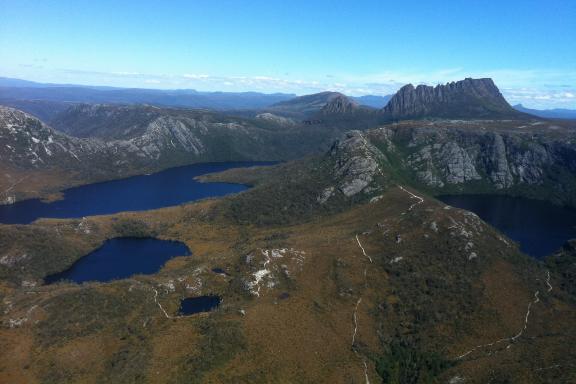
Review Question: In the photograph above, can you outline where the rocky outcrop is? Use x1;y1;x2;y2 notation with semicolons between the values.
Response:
329;131;385;197
367;120;576;203
0;104;338;172
0;106;107;169
408;141;481;188
0;105;347;203
266;91;360;118
321;94;360;114
255;113;296;126
381;78;528;120
50;104;161;139
485;133;514;188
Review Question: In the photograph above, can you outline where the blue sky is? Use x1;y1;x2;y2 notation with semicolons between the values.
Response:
1;0;575;108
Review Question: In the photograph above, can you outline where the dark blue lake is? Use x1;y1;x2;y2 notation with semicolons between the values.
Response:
0;162;273;224
438;194;576;259
44;237;190;284
179;295;221;315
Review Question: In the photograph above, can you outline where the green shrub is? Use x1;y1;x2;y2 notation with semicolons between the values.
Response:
112;218;154;237
375;342;453;384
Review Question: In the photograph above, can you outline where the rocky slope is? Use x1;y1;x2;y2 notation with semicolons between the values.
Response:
265;91;371;119
356;119;576;206
320;94;361;114
50;104;163;139
382;78;529;120
0;106;105;169
1;131;574;383
0;105;348;203
198;117;576;212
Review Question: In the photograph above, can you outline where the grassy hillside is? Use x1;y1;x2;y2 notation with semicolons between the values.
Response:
1;144;574;383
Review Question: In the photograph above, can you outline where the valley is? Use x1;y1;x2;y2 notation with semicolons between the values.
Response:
0;78;575;383
3;2;575;382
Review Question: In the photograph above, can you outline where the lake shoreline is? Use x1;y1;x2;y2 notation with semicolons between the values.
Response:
438;193;576;259
0;161;276;224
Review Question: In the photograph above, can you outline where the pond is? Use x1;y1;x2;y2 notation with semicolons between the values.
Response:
438;194;576;259
0;161;274;224
44;237;190;284
178;295;221;315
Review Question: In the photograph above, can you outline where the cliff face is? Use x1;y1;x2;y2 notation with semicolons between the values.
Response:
366;120;576;205
382;78;528;120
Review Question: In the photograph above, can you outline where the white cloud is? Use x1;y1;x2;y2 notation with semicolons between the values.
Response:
3;65;574;109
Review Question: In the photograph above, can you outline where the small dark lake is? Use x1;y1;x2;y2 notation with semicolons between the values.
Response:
0;162;274;224
179;295;221;315
44;237;190;284
438;194;576;259
212;267;229;276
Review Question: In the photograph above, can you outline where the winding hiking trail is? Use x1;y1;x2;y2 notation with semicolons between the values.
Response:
153;288;181;319
356;234;373;263
353;132;563;376
351;132;426;383
352;235;372;384
356;132;425;213
455;270;553;360
398;185;425;212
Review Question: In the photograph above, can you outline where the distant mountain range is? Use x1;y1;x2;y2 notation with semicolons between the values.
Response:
513;104;576;119
350;94;392;108
0;77;391;115
0;79;295;111
2;75;576;384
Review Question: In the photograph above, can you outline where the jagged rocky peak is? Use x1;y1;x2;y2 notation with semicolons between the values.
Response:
0;106;102;169
382;78;527;120
0;106;56;141
321;93;360;114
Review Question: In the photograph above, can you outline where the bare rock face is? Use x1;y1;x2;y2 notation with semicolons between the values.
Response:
370;121;576;203
404;130;526;190
381;78;526;120
320;94;360;114
255;113;296;126
0;106;106;169
266;91;348;118
486;133;514;189
330;131;384;197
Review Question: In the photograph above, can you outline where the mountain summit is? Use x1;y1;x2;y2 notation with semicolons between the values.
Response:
381;78;527;120
320;93;360;114
267;91;362;118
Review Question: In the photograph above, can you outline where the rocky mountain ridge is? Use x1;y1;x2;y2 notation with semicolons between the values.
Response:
320;94;361;114
265;91;370;118
381;78;528;120
0;105;345;203
364;119;576;205
1;107;576;384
